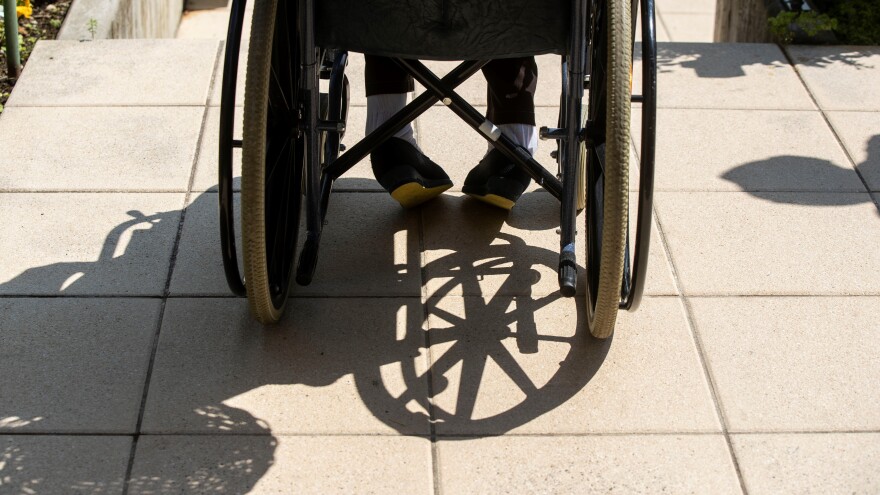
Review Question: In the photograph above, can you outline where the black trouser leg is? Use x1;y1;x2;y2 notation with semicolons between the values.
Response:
364;55;538;126
364;54;414;96
482;57;538;126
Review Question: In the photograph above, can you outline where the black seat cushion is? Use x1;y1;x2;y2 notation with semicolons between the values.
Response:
315;0;571;60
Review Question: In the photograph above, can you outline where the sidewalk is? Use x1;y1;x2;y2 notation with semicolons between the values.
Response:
0;12;879;495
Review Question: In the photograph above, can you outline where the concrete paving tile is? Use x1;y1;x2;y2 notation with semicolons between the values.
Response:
657;0;715;13
691;297;880;432
423;193;586;297
661;13;716;42
170;192;421;296
0;436;131;494
732;433;880;494
209;38;250;107
0;193;184;296
826;111;880;191
0;298;160;433
437;435;740;494
635;43;814;110
427;296;719;434
168;192;240;296
787;46;880;111
330;106;383;191
654;192;880;295
141;298;431;434
7;40;219;106
632;108;864;191
191;106;241;192
129;435;431;495
0;107;203;192
417;106;562;193
193;106;379;193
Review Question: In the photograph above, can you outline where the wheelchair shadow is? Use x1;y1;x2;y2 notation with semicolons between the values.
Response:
721;134;880;213
0;188;607;492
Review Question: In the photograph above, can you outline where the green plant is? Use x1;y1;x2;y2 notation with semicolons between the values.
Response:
87;17;97;39
825;0;880;45
769;10;838;44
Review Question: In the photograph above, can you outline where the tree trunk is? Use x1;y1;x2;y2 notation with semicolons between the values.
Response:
714;0;774;42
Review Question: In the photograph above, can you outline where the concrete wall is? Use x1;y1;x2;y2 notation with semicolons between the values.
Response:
58;0;184;40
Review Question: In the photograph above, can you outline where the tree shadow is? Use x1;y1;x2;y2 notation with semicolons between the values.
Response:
722;134;879;211
634;43;876;81
0;187;607;492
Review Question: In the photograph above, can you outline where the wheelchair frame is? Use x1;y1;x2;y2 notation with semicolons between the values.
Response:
218;0;657;338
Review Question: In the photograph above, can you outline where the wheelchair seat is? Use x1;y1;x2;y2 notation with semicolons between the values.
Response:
316;0;570;60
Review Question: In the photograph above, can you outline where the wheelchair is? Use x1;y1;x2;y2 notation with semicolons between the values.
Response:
218;0;657;339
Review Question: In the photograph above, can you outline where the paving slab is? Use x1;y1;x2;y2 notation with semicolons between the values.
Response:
635;43;814;110
422;192;673;297
0;106;203;192
7;40;219;106
129;435;431;495
141;297;430;435
0;436;131;494
825;111;880;191
732;433;880;494
656;0;715;13
786;46;880;111
423;193;586;297
661;13;716;42
632;108;864;191
427;296;719;434
193;106;381;192
417;106;563;193
690;296;880;432
170;192;421;296
0;193;184;295
437;434;740;494
0;298;159;433
209;39;249;107
191;106;242;192
654;192;880;295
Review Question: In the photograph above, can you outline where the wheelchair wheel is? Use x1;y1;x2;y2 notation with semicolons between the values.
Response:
241;0;304;323
584;0;632;339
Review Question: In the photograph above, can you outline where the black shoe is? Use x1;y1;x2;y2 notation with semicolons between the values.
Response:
371;138;453;208
462;149;532;210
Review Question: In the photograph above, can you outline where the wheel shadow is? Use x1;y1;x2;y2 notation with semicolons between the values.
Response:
0;188;607;492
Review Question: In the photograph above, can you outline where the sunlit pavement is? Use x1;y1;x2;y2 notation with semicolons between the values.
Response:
1;3;879;493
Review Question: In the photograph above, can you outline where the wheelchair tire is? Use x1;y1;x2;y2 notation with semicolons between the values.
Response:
585;0;632;339
241;0;304;323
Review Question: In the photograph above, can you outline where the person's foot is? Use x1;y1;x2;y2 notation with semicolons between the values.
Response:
371;138;453;208
462;148;532;210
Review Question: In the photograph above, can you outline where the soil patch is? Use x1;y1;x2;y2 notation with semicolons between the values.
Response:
1;0;72;113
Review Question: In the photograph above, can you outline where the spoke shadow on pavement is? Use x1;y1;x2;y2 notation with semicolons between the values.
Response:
0;188;608;492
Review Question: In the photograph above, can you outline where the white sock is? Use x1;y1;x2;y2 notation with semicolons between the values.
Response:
366;94;418;149
488;123;538;157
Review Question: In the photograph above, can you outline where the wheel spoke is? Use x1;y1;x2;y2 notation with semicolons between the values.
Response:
489;346;538;396
455;354;488;420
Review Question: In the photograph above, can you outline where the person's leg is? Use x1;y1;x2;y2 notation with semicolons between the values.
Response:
464;57;538;210
365;55;451;208
364;55;417;147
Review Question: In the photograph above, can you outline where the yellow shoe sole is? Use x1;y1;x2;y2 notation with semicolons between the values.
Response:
390;182;452;208
465;193;516;211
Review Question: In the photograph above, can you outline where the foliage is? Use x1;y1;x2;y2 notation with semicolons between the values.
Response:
824;0;880;45
768;11;838;44
769;0;880;45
